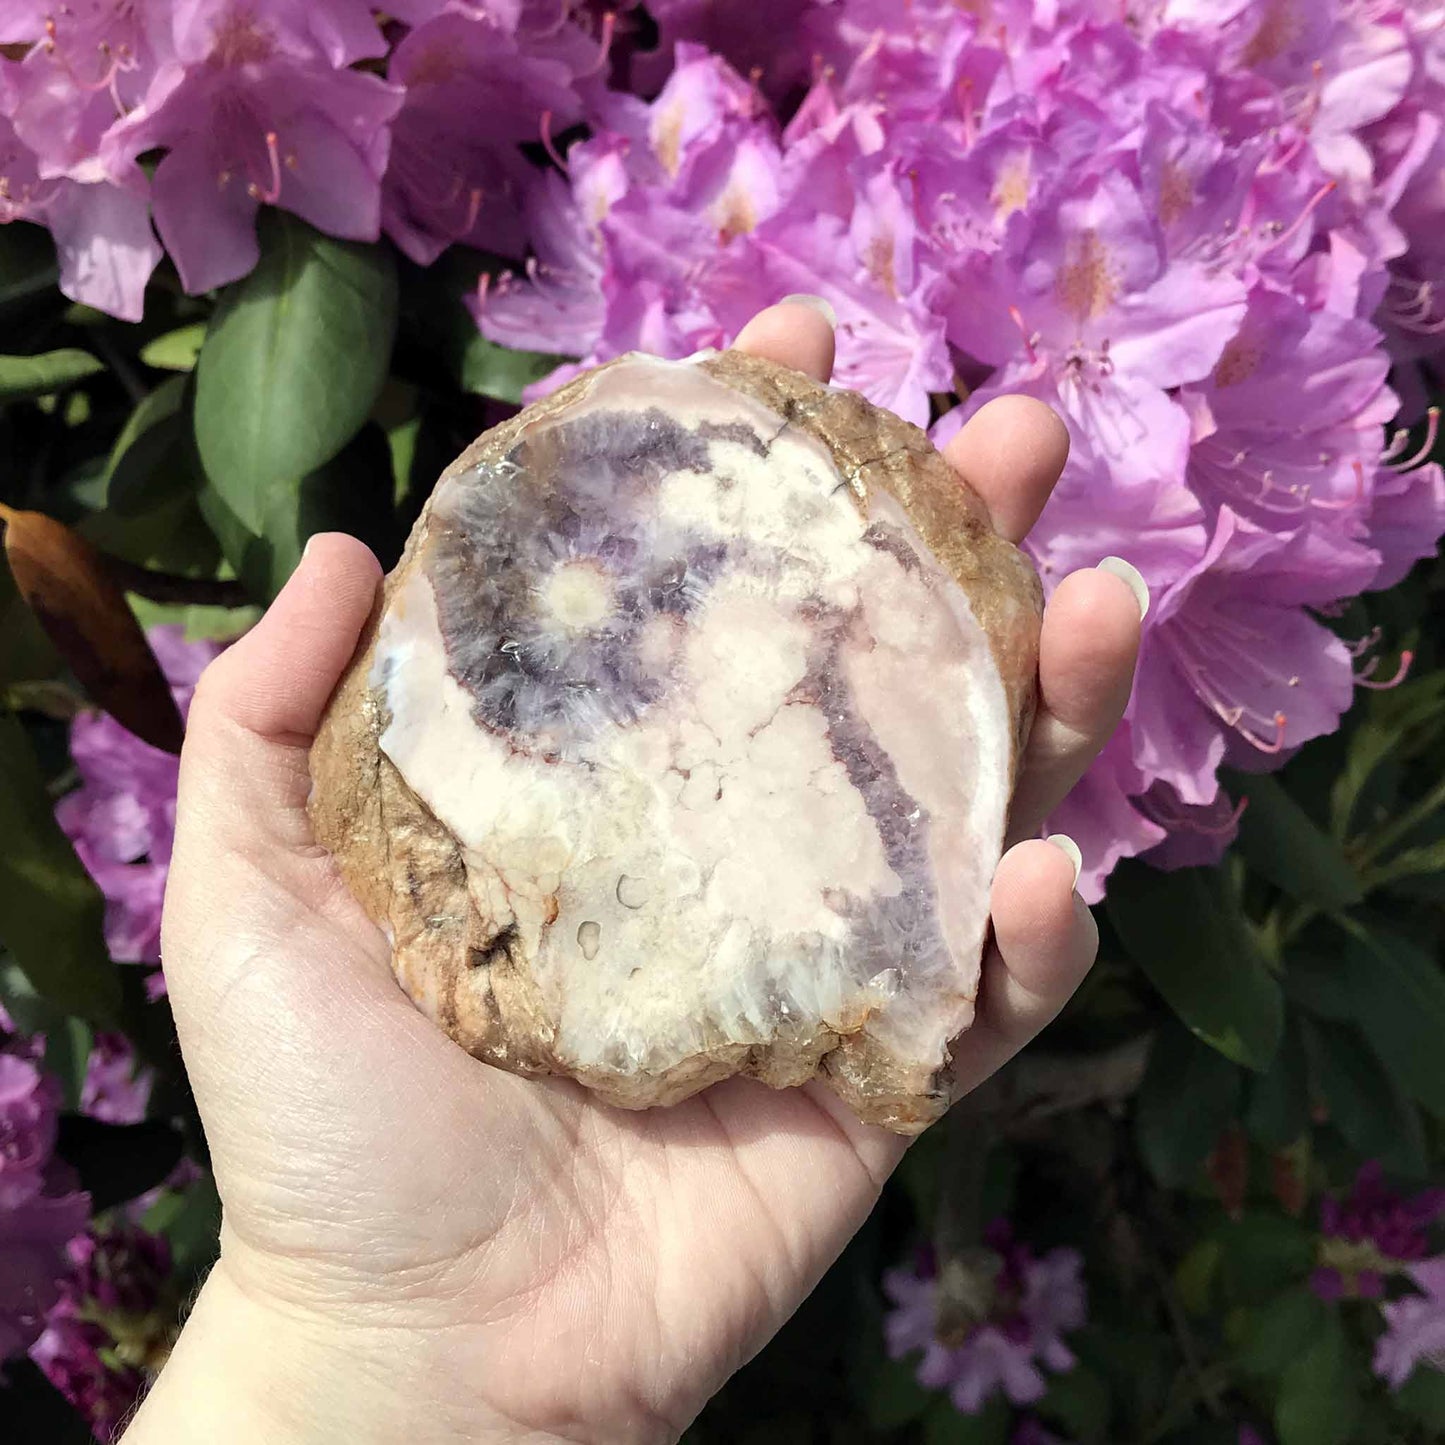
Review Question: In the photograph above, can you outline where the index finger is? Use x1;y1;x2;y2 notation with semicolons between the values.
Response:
732;297;837;381
943;395;1071;543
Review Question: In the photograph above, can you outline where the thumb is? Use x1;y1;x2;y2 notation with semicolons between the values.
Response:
175;533;381;849
161;534;389;1065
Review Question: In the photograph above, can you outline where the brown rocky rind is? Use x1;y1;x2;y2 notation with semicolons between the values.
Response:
309;351;1043;1133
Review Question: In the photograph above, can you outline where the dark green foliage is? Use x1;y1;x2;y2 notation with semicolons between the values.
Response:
1107;862;1283;1070
0;714;122;1028
193;214;398;534
55;1116;185;1213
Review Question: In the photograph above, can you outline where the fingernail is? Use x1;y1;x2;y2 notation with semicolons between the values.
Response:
780;293;836;327
1097;556;1150;619
1047;834;1083;889
302;534;321;562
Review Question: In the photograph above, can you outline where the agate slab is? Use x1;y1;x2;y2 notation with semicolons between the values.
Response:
309;350;1042;1132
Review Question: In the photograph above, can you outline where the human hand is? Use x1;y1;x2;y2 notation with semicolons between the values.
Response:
124;301;1141;1445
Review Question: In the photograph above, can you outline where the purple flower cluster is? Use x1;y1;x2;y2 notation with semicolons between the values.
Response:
30;1224;172;1440
28;1308;145;1440
9;8;1445;897
0;1025;88;1363
0;0;617;313
1311;1160;1445;1301
79;1033;149;1126
56;625;222;984
479;0;1445;897
883;1225;1086;1416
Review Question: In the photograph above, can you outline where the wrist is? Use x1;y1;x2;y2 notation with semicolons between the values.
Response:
122;1261;558;1445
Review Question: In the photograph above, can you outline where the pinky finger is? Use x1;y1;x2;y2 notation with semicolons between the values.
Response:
947;838;1097;1099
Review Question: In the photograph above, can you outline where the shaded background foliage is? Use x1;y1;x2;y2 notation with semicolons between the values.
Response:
0;3;1443;1443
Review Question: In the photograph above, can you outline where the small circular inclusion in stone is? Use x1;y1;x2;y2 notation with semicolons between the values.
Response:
616;875;649;909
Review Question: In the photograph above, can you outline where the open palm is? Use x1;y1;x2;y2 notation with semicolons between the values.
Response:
139;302;1141;1444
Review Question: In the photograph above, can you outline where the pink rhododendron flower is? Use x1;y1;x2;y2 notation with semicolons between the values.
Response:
56;627;223;979
883;1225;1086;1415
100;5;401;292
79;1033;149;1126
0;1036;89;1363
0;112;159;320
0;0;170;177
1374;1255;1445;1390
170;0;386;68
383;9;587;265
478;1;1445;892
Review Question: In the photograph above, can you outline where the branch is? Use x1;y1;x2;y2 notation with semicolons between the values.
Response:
108;560;252;608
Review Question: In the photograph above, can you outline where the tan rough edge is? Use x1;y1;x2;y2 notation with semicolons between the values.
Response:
308;351;1043;1134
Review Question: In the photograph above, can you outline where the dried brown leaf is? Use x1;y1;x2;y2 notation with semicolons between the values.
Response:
0;503;184;753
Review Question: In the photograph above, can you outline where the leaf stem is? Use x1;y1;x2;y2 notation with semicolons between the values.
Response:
1356;773;1445;871
107;560;251;608
89;327;146;405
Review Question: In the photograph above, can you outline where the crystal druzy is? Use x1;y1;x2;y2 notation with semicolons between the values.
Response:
309;350;1043;1132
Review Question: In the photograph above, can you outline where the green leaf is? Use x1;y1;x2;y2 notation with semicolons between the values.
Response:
1377;848;1445;900
458;333;568;403
1036;1363;1111;1442
1175;1236;1223;1316
0;715;122;1028
194;213;397;533
0;221;60;313
1226;771;1362;906
0;548;61;686
1154;1428;1239;1445
1106;860;1283;1070
139;322;206;372
1343;925;1445;1120
388;413;420;502
1283;950;1357;1021
864;1355;933;1430
394;245;571;401
1302;1016;1427;1178
86;375;221;578
1237;1287;1327;1378
147;1170;221;1283
923;1396;1009;1445
43;1017;92;1111
106;375;191;514
1395;1365;1445;1428
0;955;67;1034
128;596;259;643
1245;1013;1311;1146
0;348;103;402
55;1116;184;1213
1215;1213;1316;1302
1274;1309;1360;1445
1332;671;1445;838
199;422;397;602
1134;1018;1243;1187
